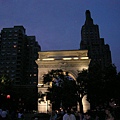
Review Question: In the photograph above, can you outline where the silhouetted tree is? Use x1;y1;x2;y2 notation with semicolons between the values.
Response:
0;74;12;108
87;63;103;109
76;69;89;113
0;74;12;95
42;65;119;112
116;72;120;105
43;69;77;110
87;64;118;109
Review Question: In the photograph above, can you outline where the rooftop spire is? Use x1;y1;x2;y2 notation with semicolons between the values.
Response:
85;10;93;25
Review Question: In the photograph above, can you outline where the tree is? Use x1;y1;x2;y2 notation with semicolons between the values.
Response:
76;69;89;113
116;72;120;106
43;69;77;110
102;64;117;102
42;64;119;112
76;64;119;112
0;74;12;108
87;64;118;110
0;74;12;95
87;63;104;109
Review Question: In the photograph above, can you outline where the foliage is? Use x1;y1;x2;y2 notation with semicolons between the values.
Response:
87;64;119;109
42;64;120;112
76;64;120;111
43;69;77;110
87;63;104;108
0;74;12;109
76;69;89;113
76;70;88;98
0;74;12;94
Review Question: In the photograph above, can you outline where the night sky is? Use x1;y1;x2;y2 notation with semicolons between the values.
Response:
0;0;120;71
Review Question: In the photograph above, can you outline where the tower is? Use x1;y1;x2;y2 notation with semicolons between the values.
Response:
80;10;112;69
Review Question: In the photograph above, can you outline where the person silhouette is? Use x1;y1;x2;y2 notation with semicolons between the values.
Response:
63;109;76;120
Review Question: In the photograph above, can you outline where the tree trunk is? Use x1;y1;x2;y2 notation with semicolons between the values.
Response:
79;97;83;114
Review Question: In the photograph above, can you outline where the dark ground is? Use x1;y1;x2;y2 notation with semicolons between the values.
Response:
24;113;50;120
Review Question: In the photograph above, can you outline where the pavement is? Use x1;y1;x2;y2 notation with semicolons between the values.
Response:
24;113;50;120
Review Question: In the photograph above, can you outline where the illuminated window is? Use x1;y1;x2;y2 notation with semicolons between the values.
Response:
13;45;17;48
34;74;36;76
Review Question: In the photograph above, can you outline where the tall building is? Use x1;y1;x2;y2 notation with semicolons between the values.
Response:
80;10;112;69
0;26;41;85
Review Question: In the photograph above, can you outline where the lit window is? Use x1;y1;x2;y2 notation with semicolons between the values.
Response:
13;45;17;48
34;74;36;76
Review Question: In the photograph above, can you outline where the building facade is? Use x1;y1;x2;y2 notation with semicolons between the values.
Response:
0;26;41;85
80;10;112;69
36;50;90;113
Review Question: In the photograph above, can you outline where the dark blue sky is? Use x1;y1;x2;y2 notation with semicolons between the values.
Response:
0;0;120;71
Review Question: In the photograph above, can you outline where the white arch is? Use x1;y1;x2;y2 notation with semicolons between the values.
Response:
36;50;90;113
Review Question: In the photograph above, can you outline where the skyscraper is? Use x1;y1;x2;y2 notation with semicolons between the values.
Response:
0;26;41;85
80;10;112;69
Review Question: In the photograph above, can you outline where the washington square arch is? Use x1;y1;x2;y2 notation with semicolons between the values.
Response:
36;49;91;113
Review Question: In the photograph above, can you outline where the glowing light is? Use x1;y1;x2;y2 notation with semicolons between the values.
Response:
63;58;72;60
80;57;88;59
42;58;54;60
7;95;10;99
73;57;79;60
13;45;17;48
38;83;43;86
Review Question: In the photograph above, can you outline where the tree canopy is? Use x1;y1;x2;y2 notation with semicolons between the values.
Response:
86;64;119;109
43;69;77;110
42;64;120;112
